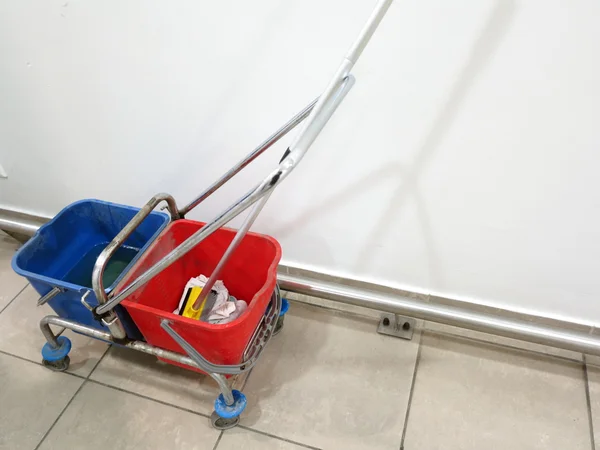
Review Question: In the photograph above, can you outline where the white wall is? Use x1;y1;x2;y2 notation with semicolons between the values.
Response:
2;0;600;325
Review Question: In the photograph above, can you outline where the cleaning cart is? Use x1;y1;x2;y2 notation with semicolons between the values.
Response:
11;0;394;429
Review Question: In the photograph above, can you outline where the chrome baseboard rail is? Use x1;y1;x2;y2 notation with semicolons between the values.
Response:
0;208;49;237
278;273;600;356
4;206;600;356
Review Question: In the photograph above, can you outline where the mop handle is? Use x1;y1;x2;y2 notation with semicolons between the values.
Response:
96;0;394;316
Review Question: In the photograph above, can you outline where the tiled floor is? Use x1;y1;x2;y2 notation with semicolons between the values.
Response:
0;230;598;450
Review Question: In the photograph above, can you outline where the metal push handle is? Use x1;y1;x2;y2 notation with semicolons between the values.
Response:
96;0;393;316
97;76;354;316
190;195;269;311
178;98;318;218
91;193;180;306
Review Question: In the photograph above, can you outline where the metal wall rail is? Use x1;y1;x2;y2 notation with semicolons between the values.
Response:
0;208;48;237
277;273;600;356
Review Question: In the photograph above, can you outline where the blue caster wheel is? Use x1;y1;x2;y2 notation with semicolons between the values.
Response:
41;336;72;372
274;298;289;336
211;390;246;430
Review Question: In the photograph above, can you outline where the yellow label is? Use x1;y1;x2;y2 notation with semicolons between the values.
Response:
181;287;205;320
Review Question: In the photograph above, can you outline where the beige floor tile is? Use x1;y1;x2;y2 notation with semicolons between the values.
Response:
242;302;420;450
90;345;222;415
0;285;109;377
0;352;83;450
38;382;220;450
0;231;27;311
425;321;583;361
584;364;600;445
219;428;312;449
403;331;591;450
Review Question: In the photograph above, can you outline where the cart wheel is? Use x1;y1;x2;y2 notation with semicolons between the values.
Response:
41;335;72;372
210;411;240;430
212;389;246;429
274;298;289;336
42;355;71;372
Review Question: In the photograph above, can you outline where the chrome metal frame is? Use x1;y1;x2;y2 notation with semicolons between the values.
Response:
39;288;281;408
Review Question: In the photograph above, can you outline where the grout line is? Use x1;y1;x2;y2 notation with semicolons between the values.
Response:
88;376;321;449
0;348;99;383
238;367;255;392
1;347;315;449
399;329;424;450
0;348;47;367
88;378;212;419
0;283;29;315
240;371;252;391
88;379;320;448
1;330;315;449
583;355;597;450
212;431;224;450
86;344;112;380
33;379;88;450
236;425;322;450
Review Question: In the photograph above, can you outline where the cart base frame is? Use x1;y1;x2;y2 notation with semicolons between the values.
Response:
39;286;284;428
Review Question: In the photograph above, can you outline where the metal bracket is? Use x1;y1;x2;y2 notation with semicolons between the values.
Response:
80;291;94;311
37;287;63;307
377;313;415;340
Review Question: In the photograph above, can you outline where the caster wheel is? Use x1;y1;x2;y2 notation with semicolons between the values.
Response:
212;389;246;429
211;411;240;430
41;335;72;372
42;355;70;372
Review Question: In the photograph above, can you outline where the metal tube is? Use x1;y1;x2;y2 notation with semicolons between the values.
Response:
97;77;356;316
0;208;49;237
40;315;201;368
37;287;62;307
98;183;269;314
40;315;235;402
160;320;235;404
278;273;600;356
192;194;270;310
283;0;393;169
92;193;179;306
345;0;394;64
210;374;235;406
178;98;318;217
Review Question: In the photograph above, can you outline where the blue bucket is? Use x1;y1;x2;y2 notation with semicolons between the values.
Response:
12;199;170;340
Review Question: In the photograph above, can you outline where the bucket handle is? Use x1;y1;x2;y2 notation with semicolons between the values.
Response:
37;287;63;307
91;193;179;308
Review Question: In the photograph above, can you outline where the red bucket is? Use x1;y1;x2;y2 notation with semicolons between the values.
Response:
116;219;281;372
